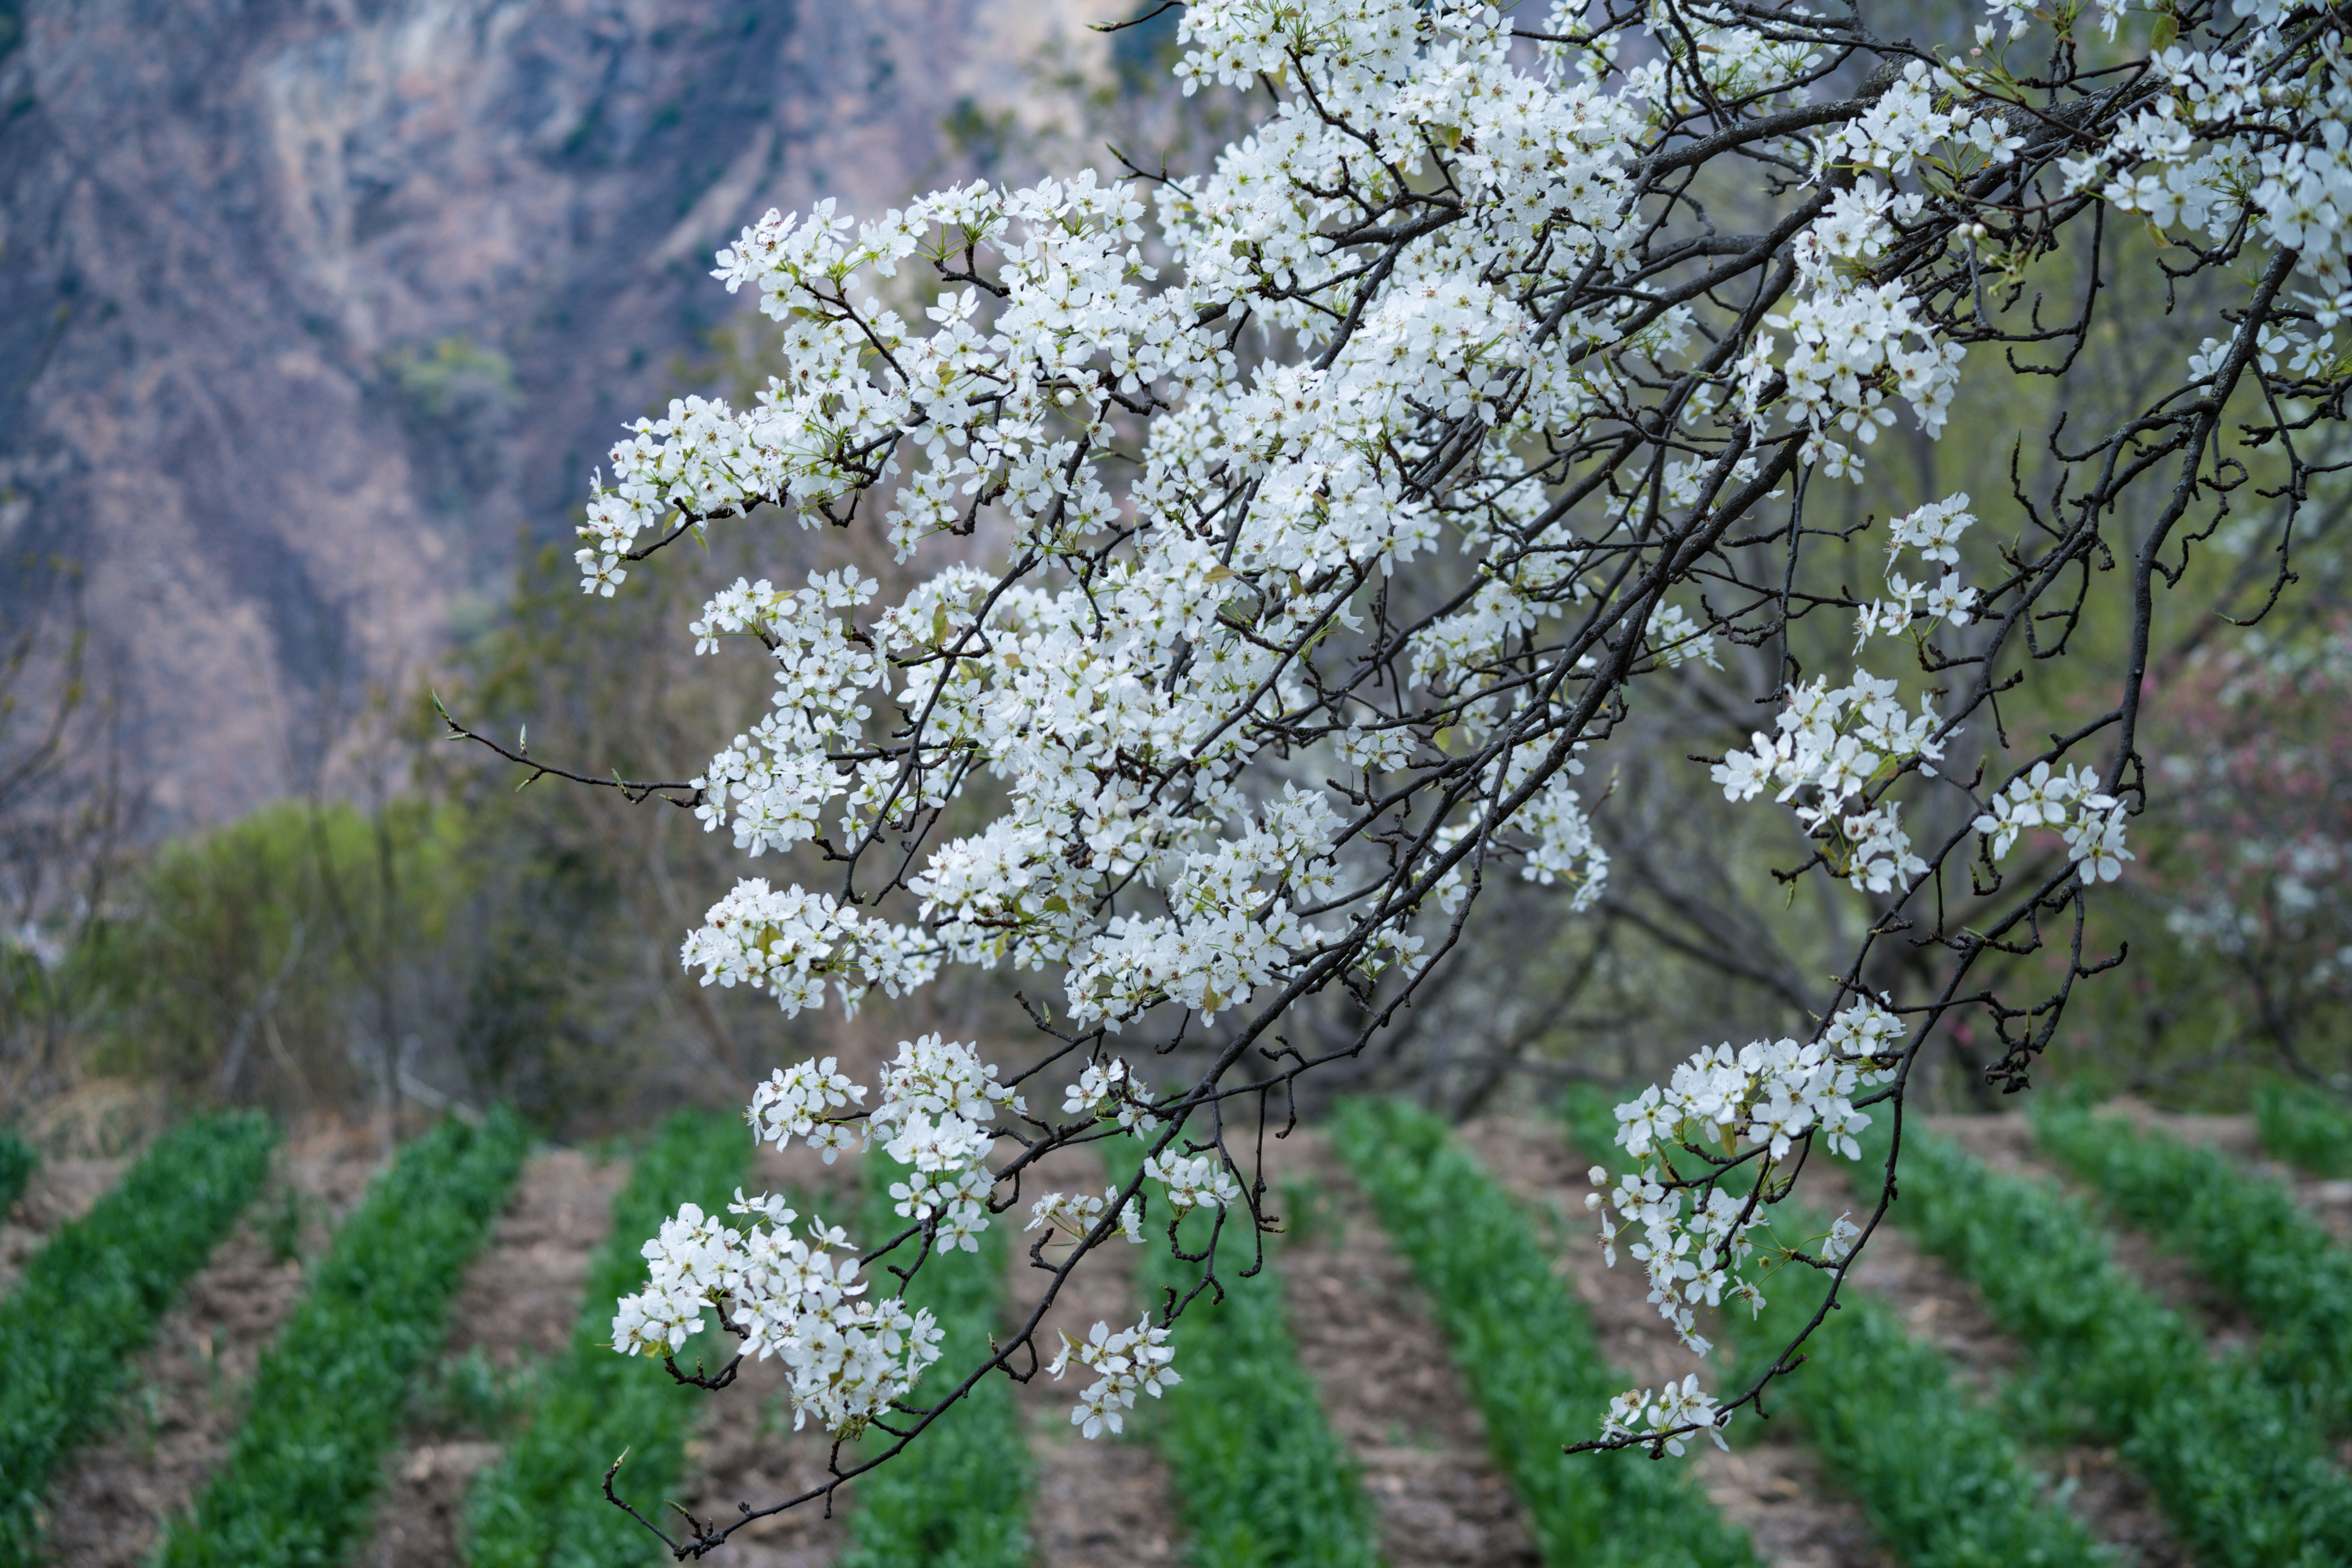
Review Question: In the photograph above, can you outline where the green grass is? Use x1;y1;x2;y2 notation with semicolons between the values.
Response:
1560;1087;2111;1568
2253;1081;2352;1178
0;1112;276;1567
0;1130;33;1213
1880;1120;2352;1568
2036;1101;2352;1434
463;1109;752;1568
1332;1098;1757;1568
838;1152;1030;1568
156;1109;528;1568
1109;1146;1383;1568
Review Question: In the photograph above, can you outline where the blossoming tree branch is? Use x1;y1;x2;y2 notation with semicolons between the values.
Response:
439;0;2352;1550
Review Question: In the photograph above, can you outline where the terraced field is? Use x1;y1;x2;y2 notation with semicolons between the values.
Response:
3;1088;2348;1568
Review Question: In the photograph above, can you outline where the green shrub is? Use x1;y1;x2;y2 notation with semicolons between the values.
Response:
1881;1122;2352;1568
1561;1088;2111;1568
838;1153;1030;1568
2036;1102;2352;1434
0;1112;275;1566
92;800;471;1106
463;1109;750;1568
1332;1099;1756;1568
2253;1082;2352;1178
0;1130;33;1212
1109;1147;1383;1568
156;1109;528;1568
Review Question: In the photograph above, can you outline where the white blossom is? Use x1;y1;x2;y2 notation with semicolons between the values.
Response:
1974;762;2134;882
553;0;2329;1475
1588;999;1901;1356
612;1191;945;1438
1144;1150;1244;1216
1063;1057;1161;1134
1602;1374;1728;1457
1028;1187;1145;1245
1049;1315;1180;1438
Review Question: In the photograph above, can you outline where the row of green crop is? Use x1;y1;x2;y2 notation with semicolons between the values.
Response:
2254;1080;2352;1178
839;1154;1031;1568
23;1088;2336;1568
2036;1102;2352;1434
450;1096;2352;1568
1334;1098;1757;1568
156;1109;529;1567
465;1109;750;1567
1883;1123;2352;1568
0;1112;277;1568
1556;1090;2108;1568
1110;1145;1383;1568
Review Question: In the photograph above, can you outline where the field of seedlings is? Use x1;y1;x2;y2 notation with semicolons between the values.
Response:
2;1088;2349;1568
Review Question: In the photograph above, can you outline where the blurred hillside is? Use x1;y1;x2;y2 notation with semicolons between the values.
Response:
0;0;1108;828
2;4;2343;1141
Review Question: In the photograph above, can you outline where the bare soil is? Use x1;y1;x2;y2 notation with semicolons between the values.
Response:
362;1145;631;1568
664;1140;868;1568
445;1147;633;1367
42;1121;384;1568
2289;1176;2352;1247
1007;1142;1183;1568
1263;1129;1542;1568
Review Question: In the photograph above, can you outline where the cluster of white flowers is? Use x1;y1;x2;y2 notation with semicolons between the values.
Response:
1813;61;2019;180
2053;24;2352;348
1027;1187;1145;1246
1710;673;1945;895
611;1191;944;1438
1857;495;1980;648
1049;1316;1181;1438
1742;172;1967;482
749;1055;866;1162
1143;1150;1245;1216
1589;999;1903;1355
616;1038;1025;1432
680;880;935;1017
548;0;2341;1483
1975;762;2135;884
1063;1057;1160;1133
1517;772;1609;906
621;1037;1215;1438
1602;1374;1728;1458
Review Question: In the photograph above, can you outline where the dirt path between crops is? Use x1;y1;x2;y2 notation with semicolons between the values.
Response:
1005;1142;1185;1568
44;1122;384;1568
362;1143;631;1568
1259;1128;1543;1568
1468;1117;1895;1568
666;1140;865;1568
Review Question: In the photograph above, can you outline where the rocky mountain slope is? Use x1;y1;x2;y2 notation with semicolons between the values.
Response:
0;0;1108;827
